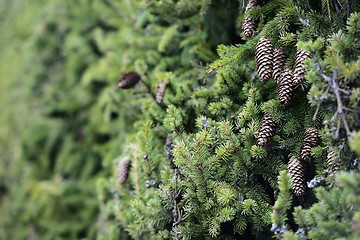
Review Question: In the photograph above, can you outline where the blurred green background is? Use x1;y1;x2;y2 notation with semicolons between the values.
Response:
0;0;139;238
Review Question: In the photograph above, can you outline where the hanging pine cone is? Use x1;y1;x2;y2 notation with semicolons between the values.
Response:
287;156;306;197
118;71;141;89
117;157;131;184
277;68;294;105
156;80;167;104
293;49;311;85
300;127;319;161
272;48;286;84
242;0;257;37
255;37;273;81
327;147;341;173
256;113;276;146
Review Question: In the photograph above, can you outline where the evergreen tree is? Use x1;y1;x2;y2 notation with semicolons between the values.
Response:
1;0;359;239
100;0;360;239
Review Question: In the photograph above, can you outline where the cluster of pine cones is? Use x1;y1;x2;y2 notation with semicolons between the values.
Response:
256;115;320;197
286;126;342;198
256;115;339;198
242;1;310;105
243;1;318;199
287;127;319;197
255;37;311;105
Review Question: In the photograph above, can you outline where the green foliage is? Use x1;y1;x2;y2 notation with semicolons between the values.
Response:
1;0;359;239
271;170;293;237
282;172;360;240
350;131;360;156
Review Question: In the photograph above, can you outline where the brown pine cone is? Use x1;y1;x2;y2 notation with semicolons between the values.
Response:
243;18;257;37
287;156;306;197
272;48;286;84
256;113;276;146
293;49;311;85
118;71;141;89
277;68;294;105
327;147;341;173
300;127;319;161
255;37;273;81
242;0;257;37
156;80;167;103
117;157;131;184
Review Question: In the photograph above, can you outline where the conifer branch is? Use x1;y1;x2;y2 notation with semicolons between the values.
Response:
312;86;330;121
172;169;187;240
312;53;352;137
220;121;242;158
330;68;351;137
143;124;152;177
130;144;142;198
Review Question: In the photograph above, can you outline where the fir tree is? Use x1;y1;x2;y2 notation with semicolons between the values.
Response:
1;0;359;239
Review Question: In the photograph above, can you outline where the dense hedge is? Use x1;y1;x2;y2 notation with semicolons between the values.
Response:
0;0;359;239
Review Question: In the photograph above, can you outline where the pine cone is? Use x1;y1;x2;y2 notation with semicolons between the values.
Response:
256;113;276;146
245;0;257;11
156;80;167;104
327;147;341;173
117;157;131;184
287;156;306;197
255;37;273;81
293;49;311;85
118;71;141;89
300;127;319;161
272;48;286;84
242;0;257;37
277;68;294;105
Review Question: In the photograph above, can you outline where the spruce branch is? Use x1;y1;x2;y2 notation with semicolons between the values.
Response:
130;144;142;197
312;52;352;138
172;169;185;240
220;121;242;157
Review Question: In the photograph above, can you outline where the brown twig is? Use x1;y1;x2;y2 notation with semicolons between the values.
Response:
313;53;352;138
172;169;183;240
330;67;351;137
312;86;330;121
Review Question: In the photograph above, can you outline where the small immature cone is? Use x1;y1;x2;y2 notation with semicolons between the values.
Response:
300;127;319;161
242;0;257;38
155;80;167;104
272;48;286;84
287;156;306;197
256;113;276;146
255;37;273;81
327;147;341;173
117;157;131;184
277;68;294;105
293;49;311;85
118;71;141;89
